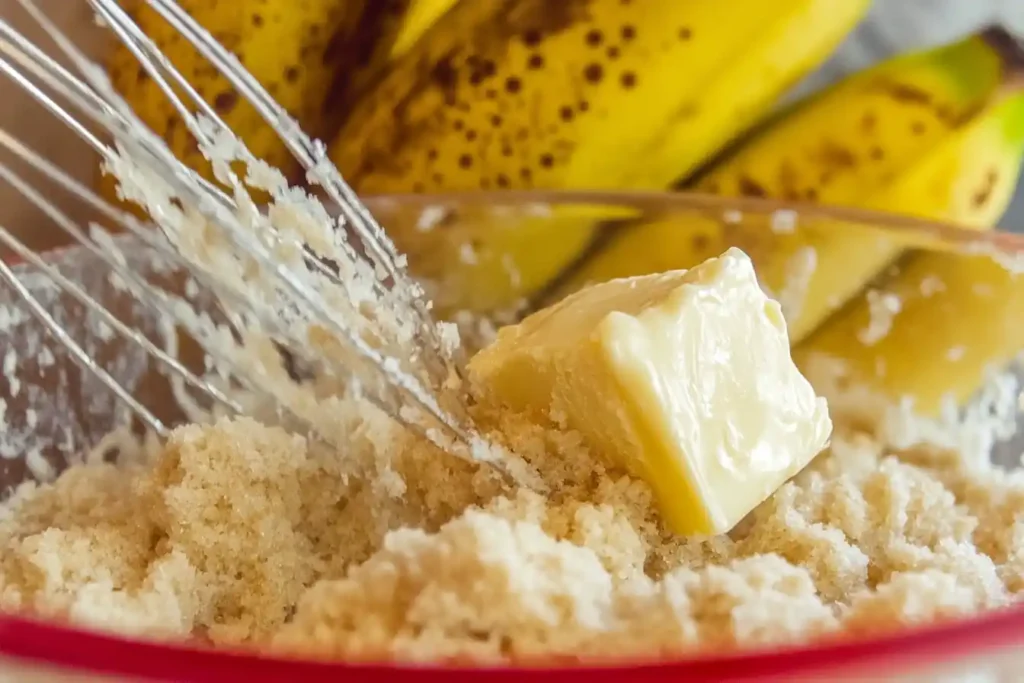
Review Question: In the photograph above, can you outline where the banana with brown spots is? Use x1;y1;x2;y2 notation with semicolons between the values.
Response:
328;0;870;314
542;28;1024;343
791;55;1024;415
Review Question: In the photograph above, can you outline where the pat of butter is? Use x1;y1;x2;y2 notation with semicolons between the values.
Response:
468;248;832;536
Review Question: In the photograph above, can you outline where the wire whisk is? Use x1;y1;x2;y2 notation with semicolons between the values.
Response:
0;0;489;468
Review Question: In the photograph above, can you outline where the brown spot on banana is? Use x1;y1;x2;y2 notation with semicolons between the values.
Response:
816;141;857;170
213;91;239;114
432;55;460;92
872;75;983;129
860;112;877;133
738;175;768;197
972;168;1000;209
878;80;933;106
777;160;802;200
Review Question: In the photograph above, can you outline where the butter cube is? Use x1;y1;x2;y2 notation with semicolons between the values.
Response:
468;248;832;536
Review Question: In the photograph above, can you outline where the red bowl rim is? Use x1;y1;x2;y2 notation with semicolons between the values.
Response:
3;190;1023;680
2;603;1024;681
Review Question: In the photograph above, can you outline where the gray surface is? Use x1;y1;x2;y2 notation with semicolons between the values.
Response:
1007;175;1024;231
795;0;1024;231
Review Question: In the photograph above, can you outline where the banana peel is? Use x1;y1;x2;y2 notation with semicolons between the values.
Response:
332;0;869;315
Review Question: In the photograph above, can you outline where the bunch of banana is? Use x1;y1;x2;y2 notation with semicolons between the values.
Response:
542;28;1024;342
103;0;455;201
327;0;871;313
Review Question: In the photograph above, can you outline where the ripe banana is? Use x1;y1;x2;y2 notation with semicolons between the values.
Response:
793;91;1024;417
545;28;1024;343
329;0;870;314
106;0;369;198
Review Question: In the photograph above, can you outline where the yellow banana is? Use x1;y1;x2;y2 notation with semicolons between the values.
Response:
106;0;368;197
390;0;461;60
793;94;1024;417
546;29;1024;342
333;0;868;192
794;246;1024;419
329;0;870;315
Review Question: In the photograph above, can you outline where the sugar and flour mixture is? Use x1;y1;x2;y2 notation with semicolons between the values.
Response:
0;388;1022;663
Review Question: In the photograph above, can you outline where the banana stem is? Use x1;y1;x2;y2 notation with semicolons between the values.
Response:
981;25;1024;90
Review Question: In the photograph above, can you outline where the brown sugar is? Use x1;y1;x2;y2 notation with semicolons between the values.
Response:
0;393;1020;663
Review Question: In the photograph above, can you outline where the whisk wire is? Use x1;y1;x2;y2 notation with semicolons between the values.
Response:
0;143;250;411
0;246;170;437
131;0;456;372
0;125;418;448
0;226;243;414
0;0;487;462
0;131;386;453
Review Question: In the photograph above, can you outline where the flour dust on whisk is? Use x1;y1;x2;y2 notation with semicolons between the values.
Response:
0;0;538;487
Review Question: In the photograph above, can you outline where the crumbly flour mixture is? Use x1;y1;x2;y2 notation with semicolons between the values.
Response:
0;388;1022;663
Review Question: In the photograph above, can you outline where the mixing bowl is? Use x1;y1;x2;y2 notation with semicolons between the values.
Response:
1;191;1023;682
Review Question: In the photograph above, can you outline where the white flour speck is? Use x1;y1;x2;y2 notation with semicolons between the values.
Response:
858;289;902;346
770;209;798;234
